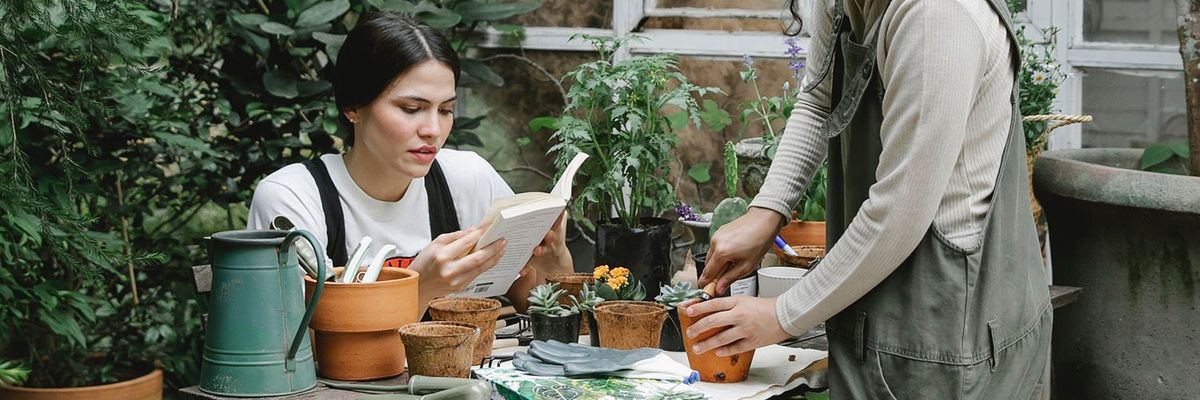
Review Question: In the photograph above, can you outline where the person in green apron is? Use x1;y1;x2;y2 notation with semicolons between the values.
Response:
688;0;1052;397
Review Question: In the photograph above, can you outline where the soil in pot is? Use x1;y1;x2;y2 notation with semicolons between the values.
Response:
596;217;673;301
0;369;163;400
398;321;479;378
659;307;685;352
545;273;595;335
778;245;825;268
594;300;667;350
678;303;754;383
304;267;419;380
427;297;502;365
531;312;581;344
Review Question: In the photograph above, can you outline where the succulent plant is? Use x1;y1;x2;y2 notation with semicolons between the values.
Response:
655;282;704;307
528;282;576;316
570;282;603;313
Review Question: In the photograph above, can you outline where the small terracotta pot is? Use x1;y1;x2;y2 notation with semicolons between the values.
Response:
427;297;501;364
398;321;480;378
778;220;825;248
304;267;419;380
594;300;667;349
0;369;162;400
546;273;595;335
678;303;755;383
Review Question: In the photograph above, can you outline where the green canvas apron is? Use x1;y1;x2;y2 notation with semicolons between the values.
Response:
805;0;1053;398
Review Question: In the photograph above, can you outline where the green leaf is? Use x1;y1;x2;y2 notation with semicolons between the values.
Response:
665;111;688;130
259;21;296;35
1141;143;1176;169
263;70;299;99
38;313;86;348
232;13;269;29
453;0;543;21
296;80;333;97
461;59;504;86
367;0;414;12
528;116;559;132
699;99;732;131
417;8;464;29
296;0;350;28
687;162;712;184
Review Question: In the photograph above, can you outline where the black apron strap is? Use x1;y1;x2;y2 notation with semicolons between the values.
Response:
424;160;461;236
303;159;349;267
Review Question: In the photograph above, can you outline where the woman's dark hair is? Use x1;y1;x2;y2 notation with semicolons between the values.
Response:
784;0;804;36
333;12;460;145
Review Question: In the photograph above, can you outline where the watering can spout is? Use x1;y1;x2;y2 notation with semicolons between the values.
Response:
199;229;325;397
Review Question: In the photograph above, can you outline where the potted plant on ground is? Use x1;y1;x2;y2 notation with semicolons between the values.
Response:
1029;2;1200;398
654;282;704;352
543;34;721;301
527;283;581;344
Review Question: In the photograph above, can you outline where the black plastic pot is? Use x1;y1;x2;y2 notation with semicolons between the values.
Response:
585;311;600;347
596;217;673;301
530;312;580;344
659;307;684;352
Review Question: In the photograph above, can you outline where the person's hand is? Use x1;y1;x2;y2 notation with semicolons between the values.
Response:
527;211;571;276
409;227;507;300
701;207;784;295
683;296;791;357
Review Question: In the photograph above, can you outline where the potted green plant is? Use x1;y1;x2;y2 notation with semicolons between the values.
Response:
654;282;704;352
527;283;581;344
730;44;805;199
569;282;603;347
543;34;720;301
1030;2;1200;397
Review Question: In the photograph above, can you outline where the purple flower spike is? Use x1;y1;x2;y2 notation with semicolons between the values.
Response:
742;54;754;69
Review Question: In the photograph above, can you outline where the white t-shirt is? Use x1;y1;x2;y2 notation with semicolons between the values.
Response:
246;150;514;265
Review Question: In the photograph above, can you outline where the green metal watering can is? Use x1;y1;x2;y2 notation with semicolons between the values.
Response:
199;229;326;397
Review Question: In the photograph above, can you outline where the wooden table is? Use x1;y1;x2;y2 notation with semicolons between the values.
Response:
180;286;1081;399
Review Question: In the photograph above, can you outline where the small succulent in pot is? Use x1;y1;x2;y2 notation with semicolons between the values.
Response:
592;265;647;301
655;282;704;351
528;283;581;344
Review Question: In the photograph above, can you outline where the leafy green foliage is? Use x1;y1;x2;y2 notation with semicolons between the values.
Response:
0;0;539;389
686;162;712;184
1141;142;1191;175
544;35;723;228
654;282;702;308
528;282;575;316
0;360;30;386
1014;26;1066;151
796;162;827;221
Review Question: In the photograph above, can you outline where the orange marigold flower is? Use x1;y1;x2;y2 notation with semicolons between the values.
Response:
611;267;630;277
607;280;622;291
593;265;610;279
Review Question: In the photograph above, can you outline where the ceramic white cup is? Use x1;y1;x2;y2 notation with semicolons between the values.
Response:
757;266;808;298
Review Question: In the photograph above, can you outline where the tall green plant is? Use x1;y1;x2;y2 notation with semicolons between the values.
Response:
545;35;721;229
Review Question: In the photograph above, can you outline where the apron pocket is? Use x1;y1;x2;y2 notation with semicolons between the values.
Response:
874;350;963;400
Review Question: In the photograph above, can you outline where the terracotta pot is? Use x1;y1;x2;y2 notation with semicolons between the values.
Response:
427;297;501;364
530;312;581;344
779;245;825;268
304;267;419;380
545;273;595;335
594;300;667;350
398;321;479;378
678;303;755;383
0;369;162;400
777;220;825;248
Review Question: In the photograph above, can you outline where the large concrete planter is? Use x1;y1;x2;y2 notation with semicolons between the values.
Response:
1033;148;1200;399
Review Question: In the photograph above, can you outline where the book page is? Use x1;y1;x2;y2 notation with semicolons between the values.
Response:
455;198;566;297
550;152;590;200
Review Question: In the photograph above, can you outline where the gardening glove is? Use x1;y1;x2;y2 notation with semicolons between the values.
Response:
512;340;699;384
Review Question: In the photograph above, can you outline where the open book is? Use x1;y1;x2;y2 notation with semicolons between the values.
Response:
454;152;590;297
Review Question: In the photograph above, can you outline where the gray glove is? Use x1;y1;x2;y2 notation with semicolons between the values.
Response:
512;340;661;377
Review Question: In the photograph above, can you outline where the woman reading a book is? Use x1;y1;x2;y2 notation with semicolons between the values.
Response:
246;12;572;313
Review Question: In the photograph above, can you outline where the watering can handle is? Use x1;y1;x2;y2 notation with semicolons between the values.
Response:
281;229;326;370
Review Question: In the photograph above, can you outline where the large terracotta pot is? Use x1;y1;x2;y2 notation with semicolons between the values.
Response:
678;303;755;383
0;369;162;400
545;272;594;335
398;321;479;378
777;220;825;248
304;267;419;380
594;300;667;349
427;297;501;364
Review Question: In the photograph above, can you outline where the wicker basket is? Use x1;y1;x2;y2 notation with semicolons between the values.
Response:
1023;114;1093;261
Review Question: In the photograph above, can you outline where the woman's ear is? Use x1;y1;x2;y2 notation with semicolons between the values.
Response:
344;110;359;124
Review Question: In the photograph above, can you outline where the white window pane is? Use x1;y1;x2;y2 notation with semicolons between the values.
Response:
1083;0;1178;46
1081;69;1188;148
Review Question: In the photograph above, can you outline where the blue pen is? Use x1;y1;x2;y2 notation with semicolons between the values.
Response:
774;235;800;257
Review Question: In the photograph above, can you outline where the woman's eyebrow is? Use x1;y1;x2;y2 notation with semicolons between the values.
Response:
396;95;457;104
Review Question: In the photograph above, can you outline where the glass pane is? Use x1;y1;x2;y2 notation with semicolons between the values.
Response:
1083;0;1178;46
1081;69;1188;148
